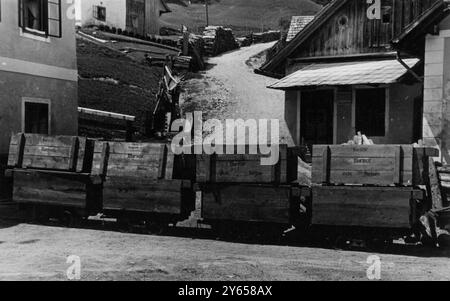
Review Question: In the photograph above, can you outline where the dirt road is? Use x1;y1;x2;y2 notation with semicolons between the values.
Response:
181;42;294;145
0;216;449;281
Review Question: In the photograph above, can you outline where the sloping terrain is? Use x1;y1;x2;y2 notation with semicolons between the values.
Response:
77;38;162;137
161;0;322;34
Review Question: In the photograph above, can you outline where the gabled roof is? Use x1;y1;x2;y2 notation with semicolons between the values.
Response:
160;0;172;15
268;59;420;90
259;0;349;75
392;0;450;52
286;16;315;42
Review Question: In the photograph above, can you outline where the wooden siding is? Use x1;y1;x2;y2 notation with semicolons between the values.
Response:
126;0;145;35
290;0;440;59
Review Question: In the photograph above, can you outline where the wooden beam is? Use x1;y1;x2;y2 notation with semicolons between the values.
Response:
78;107;136;122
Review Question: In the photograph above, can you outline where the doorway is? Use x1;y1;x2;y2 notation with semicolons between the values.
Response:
300;90;334;150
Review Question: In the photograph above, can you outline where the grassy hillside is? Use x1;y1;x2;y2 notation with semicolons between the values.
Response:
161;0;322;35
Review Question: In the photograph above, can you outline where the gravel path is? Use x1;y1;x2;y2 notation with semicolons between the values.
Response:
0;220;449;281
181;42;294;145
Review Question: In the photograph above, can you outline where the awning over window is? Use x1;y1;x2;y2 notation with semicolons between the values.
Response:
268;59;420;90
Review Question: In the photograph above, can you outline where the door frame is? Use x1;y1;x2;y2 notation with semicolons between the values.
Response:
297;87;337;146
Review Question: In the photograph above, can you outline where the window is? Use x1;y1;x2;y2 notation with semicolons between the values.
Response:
23;99;50;135
93;5;106;22
355;88;386;137
18;0;62;38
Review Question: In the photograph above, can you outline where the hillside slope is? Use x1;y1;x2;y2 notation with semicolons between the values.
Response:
161;0;322;34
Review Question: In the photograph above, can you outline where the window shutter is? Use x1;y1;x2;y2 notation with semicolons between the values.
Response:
18;0;25;29
93;5;98;19
47;0;62;38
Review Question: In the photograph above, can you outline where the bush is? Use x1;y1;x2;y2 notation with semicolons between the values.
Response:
117;28;123;34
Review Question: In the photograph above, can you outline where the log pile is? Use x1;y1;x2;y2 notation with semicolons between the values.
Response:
173;56;192;70
203;26;239;56
183;33;205;71
252;30;281;44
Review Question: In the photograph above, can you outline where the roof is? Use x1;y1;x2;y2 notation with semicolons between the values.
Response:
160;0;172;15
392;0;450;51
268;59;420;90
259;0;349;75
286;16;315;42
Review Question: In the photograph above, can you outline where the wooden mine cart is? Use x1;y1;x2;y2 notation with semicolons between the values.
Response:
198;145;306;235
311;145;439;230
96;142;196;225
196;145;298;184
6;133;103;222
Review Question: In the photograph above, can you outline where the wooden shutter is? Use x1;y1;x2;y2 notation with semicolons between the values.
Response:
47;0;62;38
18;0;25;29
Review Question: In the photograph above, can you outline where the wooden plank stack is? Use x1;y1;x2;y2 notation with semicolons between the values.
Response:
311;144;439;228
6;133;103;214
202;26;239;56
198;145;301;225
96;141;195;221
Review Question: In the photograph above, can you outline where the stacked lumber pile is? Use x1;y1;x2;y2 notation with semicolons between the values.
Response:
173;56;192;70
236;36;252;47
203;26;239;56
252;31;281;44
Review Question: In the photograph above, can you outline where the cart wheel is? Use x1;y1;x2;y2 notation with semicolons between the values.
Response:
145;221;165;235
31;206;49;224
334;235;348;249
117;217;133;232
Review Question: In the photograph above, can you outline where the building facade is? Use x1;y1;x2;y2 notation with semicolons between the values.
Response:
0;0;79;160
75;0;171;36
260;0;443;155
391;1;450;163
75;0;127;29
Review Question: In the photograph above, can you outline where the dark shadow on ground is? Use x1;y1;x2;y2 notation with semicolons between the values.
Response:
5;212;449;259
0;203;22;230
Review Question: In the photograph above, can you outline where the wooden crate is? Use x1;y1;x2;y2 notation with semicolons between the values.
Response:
103;178;195;218
311;186;424;228
312;145;439;186
7;133;95;172
91;141;192;179
7;134;104;213
99;142;196;219
201;184;303;225
196;145;298;184
12;169;102;212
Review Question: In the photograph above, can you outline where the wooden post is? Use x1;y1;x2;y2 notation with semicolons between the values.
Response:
321;146;330;184
68;137;79;172
126;120;133;142
182;28;189;56
394;146;402;185
158;144;168;180
205;0;209;27
99;143;110;177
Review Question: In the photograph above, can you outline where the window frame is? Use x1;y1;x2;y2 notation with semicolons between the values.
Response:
18;0;62;39
352;86;389;138
93;5;106;22
22;97;52;135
